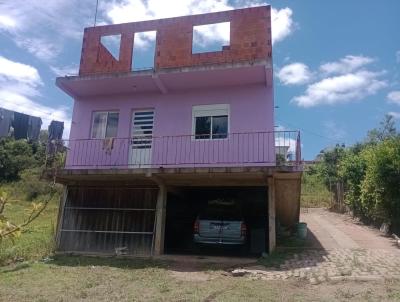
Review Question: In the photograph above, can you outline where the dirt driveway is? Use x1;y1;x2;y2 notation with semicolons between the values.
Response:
302;208;398;250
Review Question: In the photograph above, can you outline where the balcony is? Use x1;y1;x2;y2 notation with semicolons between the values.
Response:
51;131;300;171
56;6;273;98
56;61;271;97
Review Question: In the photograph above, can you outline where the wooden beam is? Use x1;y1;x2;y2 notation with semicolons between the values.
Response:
267;176;276;253
154;183;167;255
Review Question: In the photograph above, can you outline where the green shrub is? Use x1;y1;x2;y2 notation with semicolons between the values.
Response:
18;169;60;201
0;138;47;182
301;171;331;208
313;115;400;232
360;138;400;229
338;149;367;217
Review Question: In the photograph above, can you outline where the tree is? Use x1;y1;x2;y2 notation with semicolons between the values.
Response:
315;144;346;187
0;188;56;242
0;138;47;182
366;114;397;143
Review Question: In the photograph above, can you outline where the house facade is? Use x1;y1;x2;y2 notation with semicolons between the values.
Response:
54;6;302;257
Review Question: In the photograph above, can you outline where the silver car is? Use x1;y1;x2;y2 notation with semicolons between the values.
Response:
193;201;247;245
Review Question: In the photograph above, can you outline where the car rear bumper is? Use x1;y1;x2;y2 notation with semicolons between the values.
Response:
193;234;246;245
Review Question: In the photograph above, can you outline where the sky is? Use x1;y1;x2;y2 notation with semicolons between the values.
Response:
0;0;399;159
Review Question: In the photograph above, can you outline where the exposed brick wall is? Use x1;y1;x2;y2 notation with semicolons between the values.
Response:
79;6;272;76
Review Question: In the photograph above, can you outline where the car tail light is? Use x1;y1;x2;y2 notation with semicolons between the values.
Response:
241;222;247;237
193;219;199;234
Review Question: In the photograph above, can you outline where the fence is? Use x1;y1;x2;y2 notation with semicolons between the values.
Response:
56;131;301;169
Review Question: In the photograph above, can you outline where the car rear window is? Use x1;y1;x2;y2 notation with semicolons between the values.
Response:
199;205;242;220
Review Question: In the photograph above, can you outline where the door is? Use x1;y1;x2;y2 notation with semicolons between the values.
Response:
129;110;154;167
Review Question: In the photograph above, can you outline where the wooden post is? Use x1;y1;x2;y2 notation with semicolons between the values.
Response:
267;176;276;253
154;183;167;256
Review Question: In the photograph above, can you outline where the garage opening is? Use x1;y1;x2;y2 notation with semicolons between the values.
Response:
58;186;158;256
164;187;268;257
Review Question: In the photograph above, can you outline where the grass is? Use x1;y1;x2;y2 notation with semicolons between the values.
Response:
0;190;59;265
1;255;400;302
0;257;281;302
301;172;332;208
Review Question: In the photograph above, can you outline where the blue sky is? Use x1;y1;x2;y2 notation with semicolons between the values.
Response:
0;0;399;159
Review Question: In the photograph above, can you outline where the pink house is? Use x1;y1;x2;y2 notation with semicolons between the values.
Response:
53;6;302;258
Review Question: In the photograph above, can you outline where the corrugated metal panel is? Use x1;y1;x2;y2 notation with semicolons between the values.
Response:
58;186;158;256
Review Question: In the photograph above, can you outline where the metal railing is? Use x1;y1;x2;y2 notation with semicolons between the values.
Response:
56;131;301;169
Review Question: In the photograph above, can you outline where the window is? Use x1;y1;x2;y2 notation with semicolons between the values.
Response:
91;111;119;139
100;34;121;60
132;31;157;71
192;22;230;54
192;104;229;139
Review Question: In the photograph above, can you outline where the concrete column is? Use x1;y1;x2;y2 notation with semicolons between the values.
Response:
154;184;167;256
267;176;276;253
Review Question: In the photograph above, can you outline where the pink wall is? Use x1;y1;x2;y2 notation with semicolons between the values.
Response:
67;84;275;168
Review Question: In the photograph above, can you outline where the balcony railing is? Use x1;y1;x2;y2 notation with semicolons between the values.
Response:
50;131;301;170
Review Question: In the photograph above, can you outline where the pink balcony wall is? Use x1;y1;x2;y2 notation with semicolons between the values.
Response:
66;84;275;168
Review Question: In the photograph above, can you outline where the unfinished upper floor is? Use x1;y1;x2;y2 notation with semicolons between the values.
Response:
79;6;272;75
57;6;273;97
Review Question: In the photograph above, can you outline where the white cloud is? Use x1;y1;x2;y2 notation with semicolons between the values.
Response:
193;22;230;47
396;50;400;63
320;55;374;75
50;65;79;77
387;91;400;105
293;70;387;107
271;7;293;44
0;0;92;38
105;0;232;24
388;111;400;120
134;31;157;50
292;55;387;107
0;15;17;29
0;56;42;85
0;0;94;61
103;1;294;47
276;63;312;85
15;37;62;62
0;56;71;137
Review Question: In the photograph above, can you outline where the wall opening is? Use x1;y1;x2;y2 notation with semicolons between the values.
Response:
58;186;158;256
164;186;268;256
100;34;121;60
192;22;230;54
132;31;157;71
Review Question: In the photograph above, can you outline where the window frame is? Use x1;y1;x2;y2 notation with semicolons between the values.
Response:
91;111;119;139
192;104;229;140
